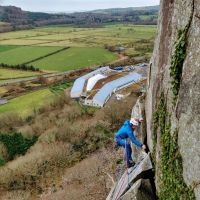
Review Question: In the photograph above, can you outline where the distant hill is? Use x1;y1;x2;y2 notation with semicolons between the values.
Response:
92;5;160;14
0;5;159;32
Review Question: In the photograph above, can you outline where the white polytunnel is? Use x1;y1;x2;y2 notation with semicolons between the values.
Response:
70;66;109;98
92;72;142;107
86;74;107;91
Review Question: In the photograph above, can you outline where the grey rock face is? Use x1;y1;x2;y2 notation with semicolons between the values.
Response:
106;153;153;200
121;179;155;200
145;0;200;198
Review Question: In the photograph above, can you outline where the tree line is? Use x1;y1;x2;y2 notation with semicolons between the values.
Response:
0;63;40;72
0;5;159;32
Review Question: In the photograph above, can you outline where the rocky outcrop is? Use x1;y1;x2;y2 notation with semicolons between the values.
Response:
121;179;155;200
106;153;153;200
146;0;200;199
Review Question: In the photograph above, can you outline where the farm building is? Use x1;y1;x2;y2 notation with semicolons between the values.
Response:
70;66;109;98
84;73;142;107
86;74;107;91
70;65;147;107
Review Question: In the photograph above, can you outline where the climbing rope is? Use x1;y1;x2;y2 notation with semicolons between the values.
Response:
114;168;128;200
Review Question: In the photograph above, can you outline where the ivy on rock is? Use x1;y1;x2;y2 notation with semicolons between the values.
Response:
153;93;195;200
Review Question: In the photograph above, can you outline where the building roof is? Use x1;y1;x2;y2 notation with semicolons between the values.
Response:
70;66;109;98
93;73;142;107
86;74;107;91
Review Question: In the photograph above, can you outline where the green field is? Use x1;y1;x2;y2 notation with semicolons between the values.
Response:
0;87;7;94
0;30;49;40
29;47;117;71
0;68;40;80
0;24;156;72
0;46;63;65
0;45;19;53
0;89;54;117
0;24;156;48
0;24;156;116
139;15;157;20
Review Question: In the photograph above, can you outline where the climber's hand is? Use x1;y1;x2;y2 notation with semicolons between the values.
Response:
142;144;146;151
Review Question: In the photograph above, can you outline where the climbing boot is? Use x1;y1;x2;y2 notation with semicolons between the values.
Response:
127;161;135;168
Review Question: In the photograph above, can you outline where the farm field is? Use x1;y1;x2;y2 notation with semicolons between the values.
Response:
0;30;50;40
28;47;117;71
0;46;62;65
0;24;156;114
139;15;157;20
0;45;19;53
0;25;156;48
0;68;40;80
0;87;7;94
0;24;156;73
0;39;53;46
0;89;54;117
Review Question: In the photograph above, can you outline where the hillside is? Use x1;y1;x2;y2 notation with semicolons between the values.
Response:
0;91;139;200
2;0;200;199
0;5;159;32
92;5;159;14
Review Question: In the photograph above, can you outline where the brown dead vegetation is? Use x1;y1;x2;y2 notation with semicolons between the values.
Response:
0;92;138;199
39;148;119;200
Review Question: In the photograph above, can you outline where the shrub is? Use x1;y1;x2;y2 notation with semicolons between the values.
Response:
0;156;6;166
0;132;38;160
0;112;23;132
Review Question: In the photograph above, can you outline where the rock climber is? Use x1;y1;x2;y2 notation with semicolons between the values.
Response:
114;118;146;168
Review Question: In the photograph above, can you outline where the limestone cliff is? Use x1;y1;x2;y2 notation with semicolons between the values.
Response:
146;0;200;199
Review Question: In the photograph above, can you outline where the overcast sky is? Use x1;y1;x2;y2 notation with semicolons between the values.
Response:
0;0;160;13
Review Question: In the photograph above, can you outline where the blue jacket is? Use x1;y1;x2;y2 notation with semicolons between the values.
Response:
115;120;142;148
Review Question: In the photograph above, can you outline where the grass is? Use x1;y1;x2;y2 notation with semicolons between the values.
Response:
0;39;52;46
29;47;117;71
139;15;157;20
0;24;156;49
0;45;19;53
0;89;54;117
0;87;7;94
49;81;74;95
0;30;49;40
0;24;156;72
0;46;63;65
0;68;39;80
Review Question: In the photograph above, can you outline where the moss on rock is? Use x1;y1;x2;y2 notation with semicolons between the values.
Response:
170;28;188;102
153;93;195;200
